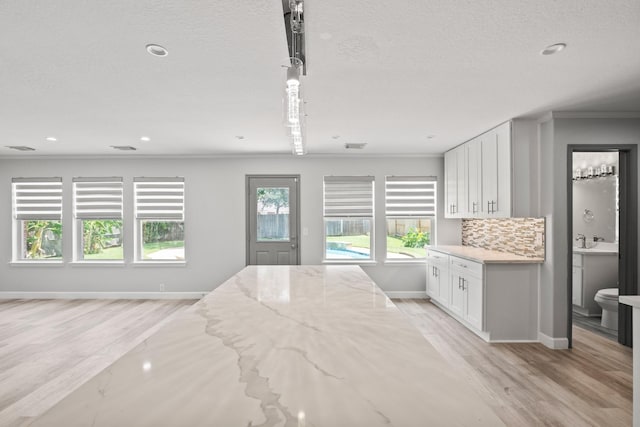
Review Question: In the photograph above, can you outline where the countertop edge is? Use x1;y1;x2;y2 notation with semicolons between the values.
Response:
427;246;544;265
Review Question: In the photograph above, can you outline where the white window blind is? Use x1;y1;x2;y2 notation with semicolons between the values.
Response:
323;176;374;217
12;177;63;220
73;177;123;219
134;177;185;220
385;176;436;216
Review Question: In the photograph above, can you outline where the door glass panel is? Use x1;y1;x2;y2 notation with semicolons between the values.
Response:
257;187;290;241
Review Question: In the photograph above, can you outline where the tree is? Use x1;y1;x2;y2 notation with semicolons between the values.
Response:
257;188;289;214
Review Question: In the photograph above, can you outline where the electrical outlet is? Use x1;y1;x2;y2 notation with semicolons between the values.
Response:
159;283;166;292
535;232;543;246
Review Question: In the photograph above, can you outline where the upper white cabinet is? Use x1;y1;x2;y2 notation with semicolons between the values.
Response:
444;145;466;218
444;121;512;219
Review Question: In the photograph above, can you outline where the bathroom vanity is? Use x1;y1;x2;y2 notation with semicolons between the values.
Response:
572;243;618;316
426;246;543;342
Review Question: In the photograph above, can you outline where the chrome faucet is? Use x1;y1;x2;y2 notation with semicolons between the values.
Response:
593;236;605;242
575;234;586;248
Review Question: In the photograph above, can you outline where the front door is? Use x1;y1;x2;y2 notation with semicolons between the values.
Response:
247;175;300;265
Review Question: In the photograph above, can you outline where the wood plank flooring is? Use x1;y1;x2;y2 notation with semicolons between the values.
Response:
0;299;194;426
394;299;633;427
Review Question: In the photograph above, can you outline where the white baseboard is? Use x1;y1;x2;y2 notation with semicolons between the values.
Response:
0;292;208;300
384;291;428;299
538;332;569;349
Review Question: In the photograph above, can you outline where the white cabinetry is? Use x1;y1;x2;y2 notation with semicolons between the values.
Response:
425;247;539;342
444;121;512;218
572;252;618;316
426;250;449;306
449;256;483;330
444;146;466;218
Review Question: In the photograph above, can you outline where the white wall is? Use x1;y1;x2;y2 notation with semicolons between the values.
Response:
538;116;640;340
0;155;460;296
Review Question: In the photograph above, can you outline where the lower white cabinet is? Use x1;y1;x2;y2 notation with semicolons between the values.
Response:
425;248;540;342
449;256;483;331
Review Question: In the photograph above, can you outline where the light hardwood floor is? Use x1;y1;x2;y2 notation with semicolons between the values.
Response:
394;298;633;427
0;299;194;426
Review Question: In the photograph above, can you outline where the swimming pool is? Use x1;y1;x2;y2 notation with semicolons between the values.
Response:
325;248;370;259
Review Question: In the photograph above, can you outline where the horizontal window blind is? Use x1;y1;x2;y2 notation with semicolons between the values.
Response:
12;177;63;220
73;177;123;219
385;176;436;216
134;177;185;221
323;176;374;217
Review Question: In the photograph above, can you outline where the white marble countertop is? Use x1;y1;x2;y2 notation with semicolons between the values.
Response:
428;245;544;264
620;295;640;308
31;265;503;427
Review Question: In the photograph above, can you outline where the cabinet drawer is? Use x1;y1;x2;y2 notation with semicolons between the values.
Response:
426;250;449;265
572;254;582;267
449;256;483;277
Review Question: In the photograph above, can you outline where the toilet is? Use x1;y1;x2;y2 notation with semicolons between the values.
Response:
594;288;619;330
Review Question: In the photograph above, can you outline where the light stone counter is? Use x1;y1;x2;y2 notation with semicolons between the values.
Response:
30;265;504;427
620;296;640;427
429;245;544;264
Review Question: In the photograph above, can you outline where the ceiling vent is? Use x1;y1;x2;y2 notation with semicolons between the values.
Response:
110;145;137;151
6;145;36;151
345;143;367;150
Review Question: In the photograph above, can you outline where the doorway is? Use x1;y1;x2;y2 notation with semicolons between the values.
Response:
567;145;638;348
246;175;300;265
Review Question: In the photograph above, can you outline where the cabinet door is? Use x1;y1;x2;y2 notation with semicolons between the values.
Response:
481;130;498;216
438;267;450;306
494;121;512;217
466;138;482;217
464;274;483;330
572;266;583;306
454;146;467;217
449;272;464;317
444;150;457;218
426;264;440;299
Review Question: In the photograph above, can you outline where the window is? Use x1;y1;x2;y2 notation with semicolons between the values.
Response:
73;177;123;261
385;176;436;260
323;176;374;261
11;177;63;261
134;177;185;262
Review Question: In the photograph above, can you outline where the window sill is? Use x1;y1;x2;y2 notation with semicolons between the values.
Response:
69;261;125;267
322;260;378;265
384;259;427;265
9;261;64;267
132;261;187;267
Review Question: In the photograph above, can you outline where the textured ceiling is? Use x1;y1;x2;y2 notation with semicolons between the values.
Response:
1;0;639;157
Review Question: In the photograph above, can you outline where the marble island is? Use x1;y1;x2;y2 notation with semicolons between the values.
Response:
31;265;503;426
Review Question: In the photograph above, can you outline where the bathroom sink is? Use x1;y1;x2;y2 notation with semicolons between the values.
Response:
573;241;618;254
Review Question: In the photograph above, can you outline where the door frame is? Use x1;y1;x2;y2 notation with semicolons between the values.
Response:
245;174;301;266
566;145;638;347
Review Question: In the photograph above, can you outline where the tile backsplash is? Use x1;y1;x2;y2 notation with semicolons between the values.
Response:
462;218;545;258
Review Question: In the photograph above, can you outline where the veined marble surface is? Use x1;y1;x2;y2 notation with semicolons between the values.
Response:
30;265;504;426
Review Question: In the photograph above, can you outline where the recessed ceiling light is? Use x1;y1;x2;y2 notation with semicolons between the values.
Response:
146;44;168;57
111;145;137;151
235;135;245;140
45;136;57;142
426;135;436;139
541;43;566;55
140;136;151;142
331;135;340;140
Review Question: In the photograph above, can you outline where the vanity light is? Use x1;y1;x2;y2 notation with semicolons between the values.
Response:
541;43;566;55
146;44;168;57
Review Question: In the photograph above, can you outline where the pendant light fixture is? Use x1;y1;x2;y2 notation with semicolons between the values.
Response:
284;0;306;155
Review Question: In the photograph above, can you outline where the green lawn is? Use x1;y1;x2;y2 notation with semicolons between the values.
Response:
327;235;426;258
83;240;184;260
